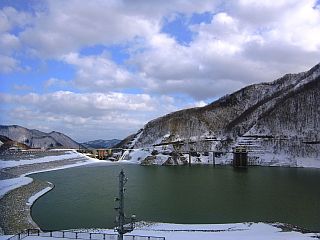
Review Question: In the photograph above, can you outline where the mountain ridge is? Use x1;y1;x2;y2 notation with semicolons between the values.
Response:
0;125;81;149
123;63;320;166
81;139;121;149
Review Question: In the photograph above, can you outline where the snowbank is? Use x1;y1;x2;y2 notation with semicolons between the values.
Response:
0;236;13;240
297;157;320;168
47;222;319;240
26;185;53;206
0;151;83;169
129;222;318;240
0;177;33;198
127;149;150;163
2;222;317;240
22;157;103;177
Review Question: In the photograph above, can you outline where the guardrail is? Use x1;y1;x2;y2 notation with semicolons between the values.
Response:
7;229;165;240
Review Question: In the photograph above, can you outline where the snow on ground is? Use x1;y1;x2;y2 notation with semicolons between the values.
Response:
130;130;143;147
154;154;173;165
21;157;103;177
254;152;295;167
0;151;102;199
124;147;320;168
128;222;319;240
0;236;13;240
126;149;150;163
0;176;32;198
2;222;316;240
26;185;53;206
296;157;320;168
0;151;82;169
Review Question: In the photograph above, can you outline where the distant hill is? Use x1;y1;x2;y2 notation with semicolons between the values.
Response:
0;135;29;151
81;139;121;149
0;125;81;149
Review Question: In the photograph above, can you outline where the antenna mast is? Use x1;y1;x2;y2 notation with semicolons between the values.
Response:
114;170;136;240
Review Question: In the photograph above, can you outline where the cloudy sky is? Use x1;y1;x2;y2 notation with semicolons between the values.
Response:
0;0;319;142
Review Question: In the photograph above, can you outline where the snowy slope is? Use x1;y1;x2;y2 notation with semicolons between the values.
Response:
0;125;80;149
122;63;320;167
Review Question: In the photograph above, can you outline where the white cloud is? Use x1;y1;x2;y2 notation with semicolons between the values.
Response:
4;0;319;98
128;1;320;99
20;0;159;57
0;91;169;113
186;100;207;108
1;0;320;140
0;7;32;72
0;7;31;33
16;0;223;57
43;78;69;89
13;84;33;91
61;53;140;91
0;54;20;73
226;0;320;52
0;33;20;54
0;91;178;140
122;0;218;18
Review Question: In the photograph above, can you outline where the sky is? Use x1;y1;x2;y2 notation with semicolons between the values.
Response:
0;0;320;142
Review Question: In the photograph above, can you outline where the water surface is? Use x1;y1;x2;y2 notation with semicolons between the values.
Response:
30;164;320;231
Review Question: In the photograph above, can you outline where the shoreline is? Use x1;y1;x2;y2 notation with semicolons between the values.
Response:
0;178;51;234
1;153;319;235
0;152;104;234
26;183;55;231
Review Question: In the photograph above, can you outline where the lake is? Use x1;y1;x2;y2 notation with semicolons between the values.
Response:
30;164;320;232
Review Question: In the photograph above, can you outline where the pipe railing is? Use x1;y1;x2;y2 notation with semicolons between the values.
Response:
6;229;165;240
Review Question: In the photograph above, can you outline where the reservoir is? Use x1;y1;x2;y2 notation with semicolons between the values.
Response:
30;164;320;232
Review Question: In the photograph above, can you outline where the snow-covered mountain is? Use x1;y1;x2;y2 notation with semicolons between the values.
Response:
0;125;81;149
0;135;29;151
81;139;121;149
123;63;320;167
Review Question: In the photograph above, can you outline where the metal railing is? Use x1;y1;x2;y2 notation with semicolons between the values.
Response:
6;229;165;240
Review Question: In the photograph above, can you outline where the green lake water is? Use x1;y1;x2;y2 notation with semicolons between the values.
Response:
30;164;320;232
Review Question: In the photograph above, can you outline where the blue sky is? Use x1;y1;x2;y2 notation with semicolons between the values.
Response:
0;0;319;142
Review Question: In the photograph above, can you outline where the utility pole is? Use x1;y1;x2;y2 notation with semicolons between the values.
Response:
114;170;136;240
212;151;215;167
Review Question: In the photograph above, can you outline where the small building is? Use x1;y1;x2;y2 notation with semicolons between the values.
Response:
97;149;106;160
233;146;248;168
97;149;113;160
